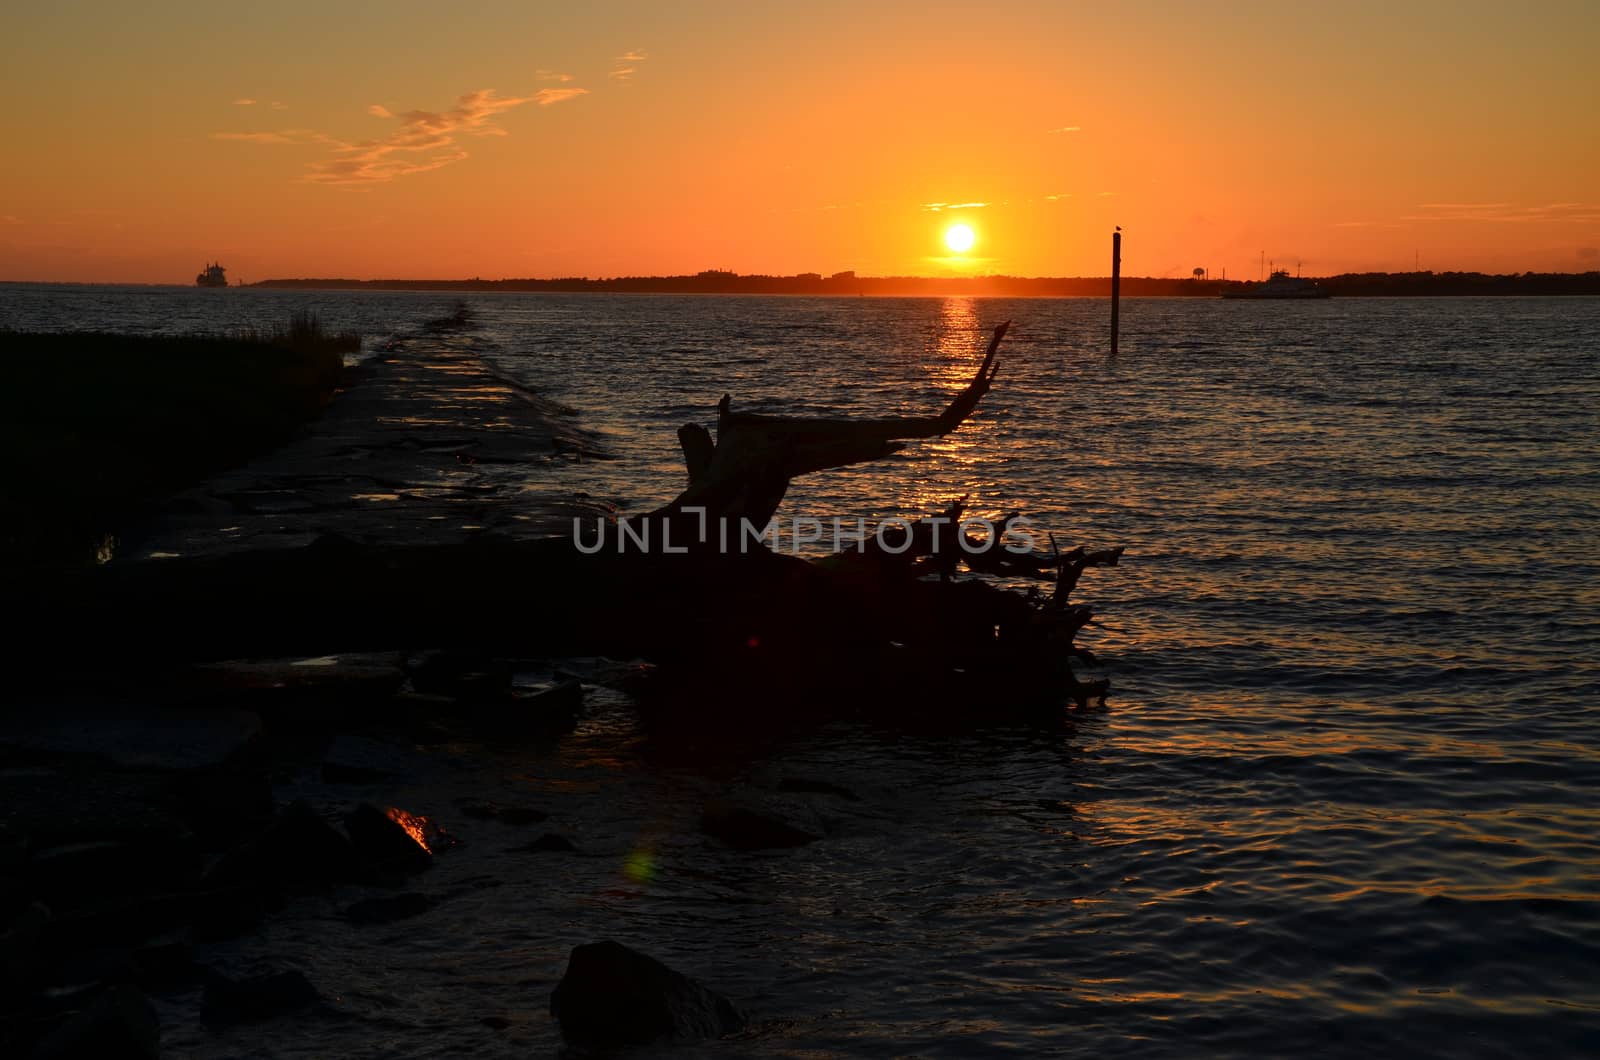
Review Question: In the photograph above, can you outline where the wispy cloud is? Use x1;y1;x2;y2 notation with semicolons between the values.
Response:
1048;125;1081;134
234;98;257;106
611;50;648;82
534;87;588;106
922;201;989;212
1;214;21;225
1403;201;1600;223
1331;219;1407;230
307;89;537;184
270;101;288;111
1525;202;1593;216
215;87;584;186
537;69;574;83
1044;193;1071;201
213;130;321;145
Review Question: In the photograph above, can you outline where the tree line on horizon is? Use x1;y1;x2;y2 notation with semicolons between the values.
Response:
248;268;1600;297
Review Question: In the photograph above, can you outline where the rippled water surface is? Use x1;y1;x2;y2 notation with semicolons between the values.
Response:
4;286;1599;1056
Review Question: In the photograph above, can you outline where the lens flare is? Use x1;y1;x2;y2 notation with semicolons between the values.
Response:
624;848;658;883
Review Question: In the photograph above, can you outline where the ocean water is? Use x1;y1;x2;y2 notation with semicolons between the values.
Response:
4;285;1598;1056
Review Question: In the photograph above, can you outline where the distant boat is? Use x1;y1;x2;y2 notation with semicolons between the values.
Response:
1221;269;1330;299
195;262;229;288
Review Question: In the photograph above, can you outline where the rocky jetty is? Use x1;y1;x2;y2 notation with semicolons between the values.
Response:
550;940;746;1047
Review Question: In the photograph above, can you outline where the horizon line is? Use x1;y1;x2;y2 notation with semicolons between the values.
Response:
6;267;1600;289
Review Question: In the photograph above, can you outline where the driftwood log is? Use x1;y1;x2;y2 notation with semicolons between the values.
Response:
626;321;1122;713
14;322;1122;722
654;322;1008;532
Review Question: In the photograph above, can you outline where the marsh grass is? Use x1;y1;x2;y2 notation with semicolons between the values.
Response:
0;315;358;568
228;309;362;357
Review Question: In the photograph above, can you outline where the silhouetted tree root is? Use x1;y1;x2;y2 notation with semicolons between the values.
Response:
650;324;1008;534
622;321;1123;720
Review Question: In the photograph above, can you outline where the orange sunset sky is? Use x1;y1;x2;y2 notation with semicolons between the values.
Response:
3;1;1597;284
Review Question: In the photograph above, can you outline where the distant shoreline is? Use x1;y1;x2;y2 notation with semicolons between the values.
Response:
6;271;1599;296
245;270;1600;297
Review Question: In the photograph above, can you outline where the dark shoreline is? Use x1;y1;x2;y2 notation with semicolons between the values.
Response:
245;270;1600;298
0;314;677;1057
0;323;351;569
7;271;1600;297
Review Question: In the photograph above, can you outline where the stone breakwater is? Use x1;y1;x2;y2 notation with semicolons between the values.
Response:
126;318;615;561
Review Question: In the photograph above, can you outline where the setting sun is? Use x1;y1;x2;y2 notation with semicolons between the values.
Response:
944;224;976;254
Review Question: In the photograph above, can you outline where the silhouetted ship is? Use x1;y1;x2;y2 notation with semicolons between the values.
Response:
195;262;229;288
1222;269;1330;299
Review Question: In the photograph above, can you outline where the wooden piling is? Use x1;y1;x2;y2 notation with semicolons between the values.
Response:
1110;228;1121;356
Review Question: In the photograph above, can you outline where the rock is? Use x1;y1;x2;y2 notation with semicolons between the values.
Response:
319;734;419;785
1;902;51;990
28;983;159;1060
163;489;236;519
0;705;261;773
36;944;137;995
230;490;316;515
32;929;191;993
401;716;458;746
31;929;190;998
26;837;200;913
194;802;360;937
210;801;362;889
405;651;511;701
499;805;550;826
191;652;406;694
1;823;26;875
0;768;192;852
166;767;274;841
513;678;584;728
458;676;584;740
200;968;318;1024
701;791;826;851
129;930;194;986
455;798;499;820
44;893;199;953
189;884;271;943
516;834;577;854
320;762;388;784
343;893;434;925
550;940;745;1047
455;798;548;825
345;804;432;876
264;802;361;879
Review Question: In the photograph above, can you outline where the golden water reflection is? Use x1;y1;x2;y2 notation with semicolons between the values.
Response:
934;296;981;371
